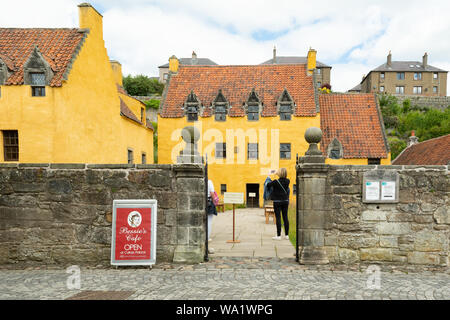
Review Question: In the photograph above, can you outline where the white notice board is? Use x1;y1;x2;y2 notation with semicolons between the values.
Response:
224;192;244;204
365;181;380;201
381;181;396;200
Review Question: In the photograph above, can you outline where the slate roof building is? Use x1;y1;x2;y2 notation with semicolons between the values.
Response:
158;49;390;207
392;133;450;165
158;51;217;83
0;3;153;164
261;47;332;89
356;51;448;96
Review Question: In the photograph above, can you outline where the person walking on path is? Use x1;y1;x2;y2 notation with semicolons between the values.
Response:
207;179;217;253
266;168;290;240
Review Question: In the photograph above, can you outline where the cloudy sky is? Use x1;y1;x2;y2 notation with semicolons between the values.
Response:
2;0;450;92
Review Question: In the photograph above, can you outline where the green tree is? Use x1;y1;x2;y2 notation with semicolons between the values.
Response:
379;94;450;161
123;75;164;96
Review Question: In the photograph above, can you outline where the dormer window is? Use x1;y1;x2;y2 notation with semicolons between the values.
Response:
212;89;229;122
23;47;54;97
245;89;261;121
327;138;343;159
277;89;294;121
184;90;200;122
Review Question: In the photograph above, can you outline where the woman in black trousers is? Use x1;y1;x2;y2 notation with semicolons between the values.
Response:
267;168;290;240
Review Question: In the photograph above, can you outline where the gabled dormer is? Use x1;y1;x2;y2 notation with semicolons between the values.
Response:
327;137;343;159
184;90;201;121
212;89;229;121
277;89;295;120
23;47;54;96
245;88;262;121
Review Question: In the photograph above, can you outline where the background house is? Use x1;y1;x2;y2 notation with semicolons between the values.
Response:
357;51;448;96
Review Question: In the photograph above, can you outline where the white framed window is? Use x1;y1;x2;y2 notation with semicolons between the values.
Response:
380;86;385;93
396;86;405;94
433;86;438;93
433;72;438;79
380;72;385;80
414;72;422;80
413;86;422;94
397;72;405;80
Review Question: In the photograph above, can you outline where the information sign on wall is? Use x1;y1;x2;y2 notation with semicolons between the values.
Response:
111;200;157;266
362;170;399;203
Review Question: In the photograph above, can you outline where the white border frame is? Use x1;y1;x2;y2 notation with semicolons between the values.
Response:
111;199;157;266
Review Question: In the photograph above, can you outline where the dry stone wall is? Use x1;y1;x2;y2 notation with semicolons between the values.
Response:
298;163;449;269
0;163;205;267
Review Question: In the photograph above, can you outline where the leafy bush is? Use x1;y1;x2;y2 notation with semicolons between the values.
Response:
145;99;160;110
123;75;164;96
379;94;450;160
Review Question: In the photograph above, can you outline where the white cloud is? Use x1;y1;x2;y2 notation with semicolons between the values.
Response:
1;0;450;93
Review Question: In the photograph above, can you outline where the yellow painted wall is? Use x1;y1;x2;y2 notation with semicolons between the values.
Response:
0;5;153;164
159;112;390;207
158;115;321;207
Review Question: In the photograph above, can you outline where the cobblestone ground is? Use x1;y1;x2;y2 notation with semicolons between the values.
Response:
1;257;450;300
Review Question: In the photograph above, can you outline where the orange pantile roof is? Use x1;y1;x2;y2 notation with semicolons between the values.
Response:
320;94;389;159
160;64;317;118
392;134;450;165
0;28;87;87
120;97;142;124
117;85;154;131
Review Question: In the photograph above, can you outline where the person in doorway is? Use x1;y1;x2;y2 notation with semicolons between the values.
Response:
267;168;290;240
207;179;217;254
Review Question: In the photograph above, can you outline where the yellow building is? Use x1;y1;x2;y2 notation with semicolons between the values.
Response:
0;3;153;164
158;51;391;207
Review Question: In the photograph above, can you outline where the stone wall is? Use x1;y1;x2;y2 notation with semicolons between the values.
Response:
390;94;450;111
298;163;449;269
0;163;205;267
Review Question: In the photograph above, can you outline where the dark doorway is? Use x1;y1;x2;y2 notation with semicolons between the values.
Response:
246;184;260;208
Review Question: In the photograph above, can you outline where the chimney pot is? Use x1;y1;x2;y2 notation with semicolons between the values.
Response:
408;131;419;147
273;46;277;63
423;52;428;68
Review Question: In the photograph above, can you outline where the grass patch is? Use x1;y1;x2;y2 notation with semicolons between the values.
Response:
287;205;297;247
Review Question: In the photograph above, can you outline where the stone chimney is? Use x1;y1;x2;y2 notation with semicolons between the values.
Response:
273;46;277;63
423;52;428;68
387;50;392;67
110;60;123;86
78;3;103;40
307;48;317;76
169;55;179;73
408;131;419;147
191;51;197;65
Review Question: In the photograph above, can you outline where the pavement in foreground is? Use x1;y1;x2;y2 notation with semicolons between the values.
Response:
1;257;450;300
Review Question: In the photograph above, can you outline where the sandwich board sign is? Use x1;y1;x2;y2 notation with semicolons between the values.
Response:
111;200;157;266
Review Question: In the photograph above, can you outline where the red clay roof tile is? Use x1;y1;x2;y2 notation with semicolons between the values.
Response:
0;28;86;87
392;134;450;165
160;64;317;118
320;94;389;159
